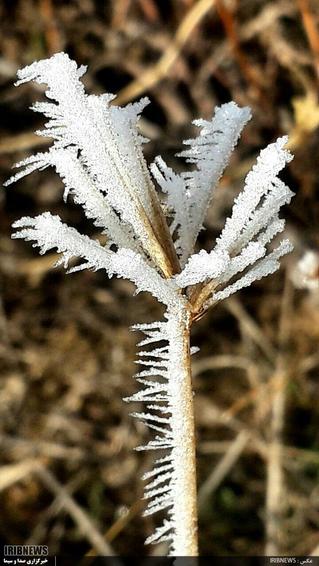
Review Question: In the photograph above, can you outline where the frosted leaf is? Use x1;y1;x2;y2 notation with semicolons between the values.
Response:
218;241;266;285
12;213;103;264
151;156;193;266
7;52;174;276
175;248;230;287
173;137;294;312
12;213;178;306
7;148;141;253
216;137;293;255
151;103;251;263
179;102;251;254
212;240;293;302
232;181;293;254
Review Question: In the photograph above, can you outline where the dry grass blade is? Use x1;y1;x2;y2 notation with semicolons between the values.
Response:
0;132;51;155
26;471;89;545
0;459;40;492
116;0;216;105
225;297;277;363
297;0;319;83
198;430;250;515
39;0;62;55
34;464;119;560
0;434;85;461
265;273;294;555
215;0;265;100
192;354;253;376
86;500;145;557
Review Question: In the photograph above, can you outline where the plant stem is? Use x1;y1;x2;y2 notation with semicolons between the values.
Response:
168;307;198;555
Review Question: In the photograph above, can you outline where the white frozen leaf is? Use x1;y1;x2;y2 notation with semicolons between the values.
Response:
151;156;193;266
6;52;172;273
179;102;251;253
175;248;230;287
150;103;251;264
8;148;141;253
216;137;293;255
212;240;293;302
218;241;266;285
12;213;178;306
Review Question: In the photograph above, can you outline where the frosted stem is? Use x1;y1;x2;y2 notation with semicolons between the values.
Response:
168;307;198;556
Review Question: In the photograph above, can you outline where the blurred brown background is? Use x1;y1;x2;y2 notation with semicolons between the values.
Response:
1;0;319;558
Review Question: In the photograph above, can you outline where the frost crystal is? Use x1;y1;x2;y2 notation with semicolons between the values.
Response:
6;52;294;555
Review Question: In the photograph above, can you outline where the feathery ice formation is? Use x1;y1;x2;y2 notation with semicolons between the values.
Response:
6;52;294;554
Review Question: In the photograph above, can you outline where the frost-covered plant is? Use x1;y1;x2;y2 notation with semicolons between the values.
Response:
5;53;294;556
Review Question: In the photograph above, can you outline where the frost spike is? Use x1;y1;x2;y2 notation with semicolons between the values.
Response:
143;494;173;516
144;483;172;500
130;412;170;425
145;471;173;491
145;522;173;545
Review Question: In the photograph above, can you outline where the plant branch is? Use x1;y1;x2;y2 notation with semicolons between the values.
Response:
168;307;198;555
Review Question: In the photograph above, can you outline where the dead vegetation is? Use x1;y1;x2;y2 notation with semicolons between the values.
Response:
1;0;319;557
